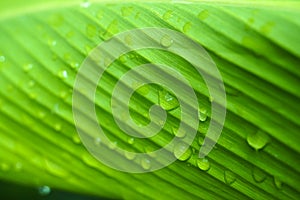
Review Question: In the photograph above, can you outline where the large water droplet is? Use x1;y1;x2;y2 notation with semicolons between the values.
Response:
198;9;209;20
45;159;68;177
158;89;179;111
160;34;173;48
197;158;210;171
224;170;237;185
173;142;192;161
141;157;151;170
252;167;267;183
38;186;51;196
247;130;270;150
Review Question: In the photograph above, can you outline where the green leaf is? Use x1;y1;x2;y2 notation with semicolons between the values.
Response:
0;1;299;199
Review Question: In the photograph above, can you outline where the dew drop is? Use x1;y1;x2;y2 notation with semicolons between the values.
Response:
14;162;23;172
198;9;209;20
224;170;237;185
72;134;81;144
108;141;118;149
197;158;210;171
198;108;208;122
54;123;62;131
47;38;57;47
37;111;46;119
86;24;97;38
96;10;104;19
158;89;179;111
28;80;35;88
45;159;68;177
163;10;173;20
0;162;10;171
59;90;69;99
125;151;136;160
127;137;135;145
171;127;186;138
173;142;192;161
80;0;91;8
102;20;118;40
23;63;33;72
247;130;270;150
58;70;68;80
183;22;192;33
136;84;150;96
141;157;151;170
252;167;267;183
121;6;134;17
260;21;275;34
38;185;51;196
198;136;205;145
0;55;5;62
94;137;101;145
160;34;173;48
274;176;283;189
29;92;37;100
66;31;74;38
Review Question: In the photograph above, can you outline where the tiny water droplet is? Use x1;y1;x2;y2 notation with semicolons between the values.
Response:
141;157;151;170
160;34;173;48
59;90;69;99
86;24;97;38
252;167;267;183
63;53;71;61
45;159;68;177
29;92;37;100
163;10;173;20
127;137;135;144
108;141;118;149
224;170;237;185
247;130;270;150
96;10;103;19
23;63;33;72
38;186;51;196
72;134;81;144
37;110;46;119
58;70;68;80
0;55;5;62
198;9;209;20
80;0;91;8
47;38;57;46
136;84;150;95
119;54;128;63
125;151;136;160
260;21;275;34
174;142;192;161
171;127;186;138
66;31;74;38
0;163;10;171
158;89;179;111
54;123;62;131
102;20;118;40
198;108;208;122
14;162;23;172
198;136;205;145
28;80;35;88
197;158;210;171
274;176;283;189
183;22;192;33
48;14;64;27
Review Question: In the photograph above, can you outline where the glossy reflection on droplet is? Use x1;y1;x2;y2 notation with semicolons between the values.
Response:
171;127;186;138
158;89;179;111
160;34;173;48
173;142;192;161
38;186;51;196
197;158;211;171
141;157;151;170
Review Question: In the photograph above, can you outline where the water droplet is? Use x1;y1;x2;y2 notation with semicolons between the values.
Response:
198;108;208;122
171;127;186;138
158;89;179;111
274;176;283;189
38;185;51;196
163;10;173;20
127;137;135;145
48;14;64;27
45;159;68;177
54;123;62;131
14;162;23;172
23;63;33;72
96;10;103;19
260;21;275;34
136;84;150;95
70;62;80;70
86;24;97;38
59;90;69;99
108;141;118;149
66;31;74;38
94;137;101;145
183;22;192;33
125;151;136;160
173;142;192;161
102;20;118;40
141;157;151;170
37;110;46;119
47;38;57;46
198;136;205;145
160;34;173;48
121;6;134;17
29;92;37;100
0;55;5;62
247;130;270;150
72;134;81;144
0;162;10;171
197;158;210;171
198;9;209;20
58;70;68;80
224;170;237;185
252;167;267;183
28;80;35;88
119;54;128;63
80;0;91;8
